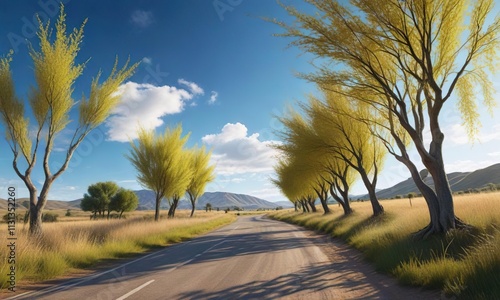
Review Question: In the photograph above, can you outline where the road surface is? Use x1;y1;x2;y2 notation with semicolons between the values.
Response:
7;215;438;300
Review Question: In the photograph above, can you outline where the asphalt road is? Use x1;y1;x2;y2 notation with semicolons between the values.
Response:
7;215;438;300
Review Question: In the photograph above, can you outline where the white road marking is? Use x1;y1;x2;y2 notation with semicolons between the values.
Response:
115;280;155;300
6;222;242;300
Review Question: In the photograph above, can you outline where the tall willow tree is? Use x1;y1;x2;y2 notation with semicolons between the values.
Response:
277;0;500;236
127;126;190;221
276;104;357;215
187;146;215;217
167;148;193;219
308;93;387;216
0;7;137;235
275;109;331;214
272;157;317;213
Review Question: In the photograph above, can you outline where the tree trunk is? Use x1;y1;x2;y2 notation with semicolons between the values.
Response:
25;178;50;235
190;201;196;217
189;194;196;217
308;198;317;212
319;196;330;214
29;200;42;235
329;185;352;215
294;202;299;212
154;194;162;221
359;170;383;216
119;211;124;219
426;161;457;230
168;196;180;218
301;200;309;213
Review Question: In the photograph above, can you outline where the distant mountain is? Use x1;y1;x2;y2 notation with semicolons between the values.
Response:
273;200;295;208
353;163;500;200
132;190;280;210
39;190;279;211
0;198;80;211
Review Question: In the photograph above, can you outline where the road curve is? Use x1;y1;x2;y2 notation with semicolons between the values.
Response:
7;215;438;300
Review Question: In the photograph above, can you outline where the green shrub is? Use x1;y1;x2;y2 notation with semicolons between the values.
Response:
42;213;58;222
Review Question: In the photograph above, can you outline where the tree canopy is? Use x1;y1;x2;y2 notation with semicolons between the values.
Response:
0;6;137;235
276;0;500;236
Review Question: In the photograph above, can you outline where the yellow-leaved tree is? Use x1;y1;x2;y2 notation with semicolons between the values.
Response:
272;156;317;213
186;146;215;217
0;6;137;235
127;125;191;221
276;0;500;236
308;91;387;216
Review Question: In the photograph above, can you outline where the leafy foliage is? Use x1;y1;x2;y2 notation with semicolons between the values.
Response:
81;182;119;217
0;5;138;234
127;125;192;221
110;189;139;218
187;146;215;216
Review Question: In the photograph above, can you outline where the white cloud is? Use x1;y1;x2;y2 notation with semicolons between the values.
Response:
218;177;246;183
446;123;500;145
445;160;495;173
249;187;285;202
178;79;204;96
130;10;154;28
106;81;200;142
488;151;500;157
142;57;152;65
209;91;218;105
202;123;280;175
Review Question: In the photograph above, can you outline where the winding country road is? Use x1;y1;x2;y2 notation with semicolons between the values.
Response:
7;215;438;300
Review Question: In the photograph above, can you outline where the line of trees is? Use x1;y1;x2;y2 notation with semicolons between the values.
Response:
0;6;137;235
272;0;499;237
80;181;139;219
127;125;215;221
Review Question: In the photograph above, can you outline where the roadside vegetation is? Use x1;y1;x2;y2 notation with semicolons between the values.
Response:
0;211;236;289
269;194;500;299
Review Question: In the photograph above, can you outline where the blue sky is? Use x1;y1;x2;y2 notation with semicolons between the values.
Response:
0;1;499;202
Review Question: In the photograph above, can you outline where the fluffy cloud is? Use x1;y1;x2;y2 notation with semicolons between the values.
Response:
445;160;495;173
142;57;152;65
106;81;199;142
446;123;500;145
202;123;280;175
178;79;204;96
209;91;218;105
130;10;154;28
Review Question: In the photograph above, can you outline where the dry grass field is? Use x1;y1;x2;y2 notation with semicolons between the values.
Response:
0;210;236;290
270;192;500;299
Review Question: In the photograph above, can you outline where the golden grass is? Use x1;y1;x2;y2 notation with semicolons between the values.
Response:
0;210;236;289
269;193;500;299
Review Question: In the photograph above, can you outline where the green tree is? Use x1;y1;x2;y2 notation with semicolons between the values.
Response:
276;0;499;236
0;7;137;235
408;192;417;208
205;203;212;212
186;146;215;217
80;196;99;219
110;189;139;219
127;125;191;221
81;181;119;219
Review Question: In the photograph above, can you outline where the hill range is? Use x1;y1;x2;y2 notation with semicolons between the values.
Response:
1;163;500;211
0;191;287;211
354;163;500;200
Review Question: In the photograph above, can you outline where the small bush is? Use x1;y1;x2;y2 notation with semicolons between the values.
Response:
42;213;58;222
